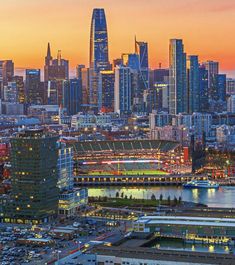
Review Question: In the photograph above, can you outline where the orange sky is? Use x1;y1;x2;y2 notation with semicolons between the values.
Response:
1;0;235;76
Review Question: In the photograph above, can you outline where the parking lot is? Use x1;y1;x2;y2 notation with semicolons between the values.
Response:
0;216;130;265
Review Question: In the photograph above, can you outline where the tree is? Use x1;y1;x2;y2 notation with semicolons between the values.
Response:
179;196;182;204
125;195;128;199
121;192;124;198
159;194;163;201
116;192;119;198
174;196;178;205
151;194;156;201
129;195;132;200
167;195;171;205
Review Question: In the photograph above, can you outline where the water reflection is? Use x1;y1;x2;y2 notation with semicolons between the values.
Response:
89;186;235;208
150;238;231;254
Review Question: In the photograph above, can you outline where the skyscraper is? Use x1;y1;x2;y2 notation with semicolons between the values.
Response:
169;39;187;115
99;70;115;112
44;44;69;82
12;76;25;104
89;8;110;108
187;55;200;114
199;65;209;112
63;78;82;115
135;38;149;90
0;60;14;86
203;60;219;100
114;66;132;115
26;69;44;104
4;129;59;224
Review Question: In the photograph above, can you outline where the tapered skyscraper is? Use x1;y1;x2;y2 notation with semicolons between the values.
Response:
89;8;110;109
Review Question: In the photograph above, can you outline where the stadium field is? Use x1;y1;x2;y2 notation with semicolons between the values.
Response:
88;170;169;176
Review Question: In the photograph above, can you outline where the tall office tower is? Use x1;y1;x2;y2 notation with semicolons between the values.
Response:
187;56;200;114
45;42;52;68
47;80;64;106
122;53;143;112
199;65;209;112
114;66;132;115
12;76;25;103
76;64;85;79
216;74;226;102
3;82;18;103
44;44;69;82
169;39;187;114
98;70;115;112
26;69;44;104
63;78;82;115
203;60;219;99
0;60;14;86
4;129;59;224
89;8;110;109
135;38;149;90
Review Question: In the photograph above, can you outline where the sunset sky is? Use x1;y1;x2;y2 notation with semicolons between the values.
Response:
1;0;235;76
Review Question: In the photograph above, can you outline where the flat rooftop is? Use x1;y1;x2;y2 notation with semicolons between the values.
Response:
90;245;234;264
136;216;235;227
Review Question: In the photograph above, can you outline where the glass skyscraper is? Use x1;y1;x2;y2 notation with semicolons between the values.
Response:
169;39;187;115
3;129;59;224
188;55;200;114
89;8;110;108
114;66;132;115
135;38;149;90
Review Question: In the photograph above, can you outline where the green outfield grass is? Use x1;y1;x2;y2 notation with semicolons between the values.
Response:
89;170;169;176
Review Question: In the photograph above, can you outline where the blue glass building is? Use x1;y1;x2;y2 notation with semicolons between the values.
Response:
89;8;110;108
63;78;82;115
169;39;187;114
199;65;209;112
188;55;200;113
216;74;226;102
114;66;132;115
135;38;149;90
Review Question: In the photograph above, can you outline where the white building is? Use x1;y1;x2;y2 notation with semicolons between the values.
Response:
227;95;235;113
71;113;112;129
226;78;235;95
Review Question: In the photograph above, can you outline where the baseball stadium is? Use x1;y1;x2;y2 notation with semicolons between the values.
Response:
64;139;192;185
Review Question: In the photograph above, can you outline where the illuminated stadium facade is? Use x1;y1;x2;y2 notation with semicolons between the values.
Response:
64;139;192;185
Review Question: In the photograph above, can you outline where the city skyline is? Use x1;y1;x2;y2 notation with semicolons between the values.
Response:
1;0;235;77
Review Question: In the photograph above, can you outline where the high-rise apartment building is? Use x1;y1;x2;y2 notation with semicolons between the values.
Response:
169;39;187;114
203;60;219;100
199;65;209;112
187;55;200;113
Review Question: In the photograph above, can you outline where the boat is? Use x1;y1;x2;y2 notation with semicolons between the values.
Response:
183;179;219;189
